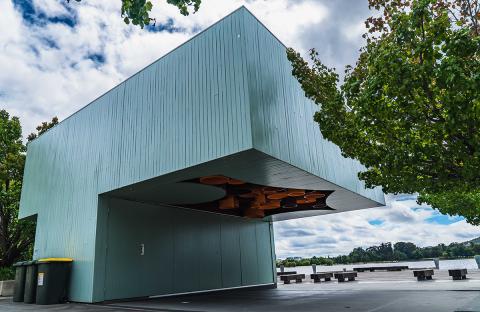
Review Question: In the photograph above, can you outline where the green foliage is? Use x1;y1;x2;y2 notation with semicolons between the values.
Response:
287;0;480;224
167;0;201;16
69;0;201;28
276;240;480;267
121;0;154;27
0;110;33;267
394;242;417;258
0;110;58;268
0;267;15;281
277;256;335;267
26;117;58;142
466;236;480;244
418;190;480;224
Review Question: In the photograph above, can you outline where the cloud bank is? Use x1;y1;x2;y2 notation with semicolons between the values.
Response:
1;0;328;136
274;194;480;259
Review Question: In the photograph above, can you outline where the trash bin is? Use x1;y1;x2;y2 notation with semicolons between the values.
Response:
23;261;37;304
12;261;27;302
35;258;73;305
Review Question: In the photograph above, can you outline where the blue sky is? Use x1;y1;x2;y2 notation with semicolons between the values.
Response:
1;0;479;258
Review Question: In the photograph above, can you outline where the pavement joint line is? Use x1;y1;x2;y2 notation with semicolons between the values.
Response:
276;288;480;293
90;303;205;312
364;297;406;312
83;304;153;312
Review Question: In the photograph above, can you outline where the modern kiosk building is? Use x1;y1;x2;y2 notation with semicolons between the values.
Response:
20;7;385;303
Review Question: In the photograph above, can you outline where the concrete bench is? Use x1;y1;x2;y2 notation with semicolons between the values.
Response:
280;274;305;284
353;266;408;272
277;271;297;276
334;272;357;282
413;269;434;281
310;272;333;283
449;269;467;280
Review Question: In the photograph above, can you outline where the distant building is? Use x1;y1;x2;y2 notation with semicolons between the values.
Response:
20;7;384;303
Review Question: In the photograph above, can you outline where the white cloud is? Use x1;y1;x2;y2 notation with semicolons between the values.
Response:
244;0;328;47
1;0;328;137
274;194;480;259
34;0;70;17
342;21;365;43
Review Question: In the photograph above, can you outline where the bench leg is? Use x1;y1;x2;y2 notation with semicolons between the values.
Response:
348;277;355;281
325;277;331;282
426;276;432;280
313;278;320;283
462;275;467;280
369;269;375;272
453;276;461;280
338;277;345;282
284;280;290;284
417;276;425;281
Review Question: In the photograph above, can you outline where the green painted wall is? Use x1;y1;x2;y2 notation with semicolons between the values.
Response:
93;197;275;302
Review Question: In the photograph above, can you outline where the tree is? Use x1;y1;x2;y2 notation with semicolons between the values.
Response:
394;242;417;259
277;239;479;266
287;0;480;224
26;117;59;142
392;249;407;261
69;0;201;28
0;111;31;267
349;247;368;263
366;242;394;261
0;110;58;267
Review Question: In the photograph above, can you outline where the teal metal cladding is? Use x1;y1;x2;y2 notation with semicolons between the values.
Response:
93;197;274;301
20;7;384;302
242;12;384;204
20;8;254;302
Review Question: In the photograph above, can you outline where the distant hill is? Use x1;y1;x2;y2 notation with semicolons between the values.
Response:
463;237;480;245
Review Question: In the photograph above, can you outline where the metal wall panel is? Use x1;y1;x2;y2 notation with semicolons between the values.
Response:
242;10;385;205
99;197;273;301
255;223;275;284
220;219;243;288
239;221;259;285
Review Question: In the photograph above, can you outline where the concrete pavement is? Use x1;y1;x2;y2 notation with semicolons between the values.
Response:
1;269;480;311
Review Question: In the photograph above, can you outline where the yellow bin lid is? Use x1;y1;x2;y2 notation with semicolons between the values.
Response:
37;258;73;263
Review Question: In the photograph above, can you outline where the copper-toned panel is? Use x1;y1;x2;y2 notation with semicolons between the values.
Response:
179;175;335;219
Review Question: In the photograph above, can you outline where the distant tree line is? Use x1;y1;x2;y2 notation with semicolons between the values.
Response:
277;241;480;267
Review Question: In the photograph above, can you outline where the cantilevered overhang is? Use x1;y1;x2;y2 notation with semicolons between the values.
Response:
104;149;383;221
20;7;385;223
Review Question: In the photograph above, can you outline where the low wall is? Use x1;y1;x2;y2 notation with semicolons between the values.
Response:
0;280;14;297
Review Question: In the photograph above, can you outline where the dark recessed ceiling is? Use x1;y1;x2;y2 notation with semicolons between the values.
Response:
179;175;335;218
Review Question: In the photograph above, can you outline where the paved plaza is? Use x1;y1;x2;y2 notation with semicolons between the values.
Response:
1;270;480;312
